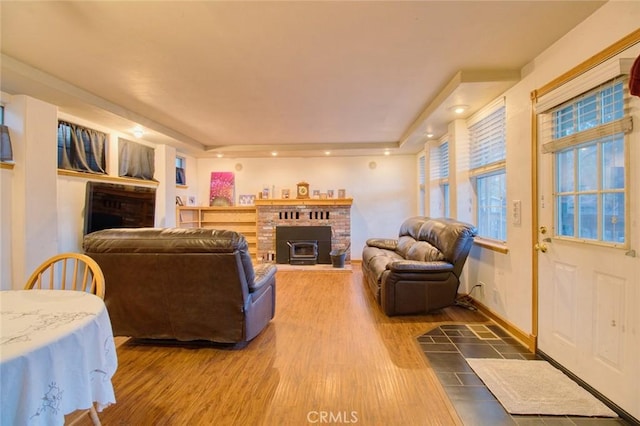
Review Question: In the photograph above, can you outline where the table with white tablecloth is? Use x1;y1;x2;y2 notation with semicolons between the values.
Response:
0;290;118;425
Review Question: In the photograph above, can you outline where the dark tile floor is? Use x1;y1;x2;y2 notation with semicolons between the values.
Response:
417;324;632;426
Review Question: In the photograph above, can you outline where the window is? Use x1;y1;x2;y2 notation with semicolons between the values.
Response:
57;121;107;173
118;138;155;180
546;78;630;245
468;100;506;241
1;106;12;163
176;156;186;185
430;140;450;217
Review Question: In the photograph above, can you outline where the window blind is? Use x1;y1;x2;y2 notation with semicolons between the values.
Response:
468;101;506;175
439;141;449;180
429;139;449;181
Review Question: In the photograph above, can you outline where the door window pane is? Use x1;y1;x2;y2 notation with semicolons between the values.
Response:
558;195;574;237
577;194;597;239
602;192;625;243
577;144;597;191
557;150;574;193
555;106;574;138
576;94;598;131
602;135;624;190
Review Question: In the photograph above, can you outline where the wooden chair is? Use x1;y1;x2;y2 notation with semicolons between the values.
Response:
24;252;106;425
24;252;105;299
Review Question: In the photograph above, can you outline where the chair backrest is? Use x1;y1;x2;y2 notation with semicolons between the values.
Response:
24;253;106;299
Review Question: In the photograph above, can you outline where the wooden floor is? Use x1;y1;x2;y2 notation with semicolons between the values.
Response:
70;265;488;425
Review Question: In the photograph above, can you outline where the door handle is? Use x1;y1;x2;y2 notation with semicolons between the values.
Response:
534;243;548;253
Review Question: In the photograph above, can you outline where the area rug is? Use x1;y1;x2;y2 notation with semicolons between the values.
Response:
466;358;618;417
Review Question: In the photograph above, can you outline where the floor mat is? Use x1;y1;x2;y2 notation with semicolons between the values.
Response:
466;358;618;417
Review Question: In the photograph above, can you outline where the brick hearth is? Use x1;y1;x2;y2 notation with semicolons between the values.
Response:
255;198;352;263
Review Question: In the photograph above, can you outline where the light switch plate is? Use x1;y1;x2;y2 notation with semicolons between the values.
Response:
512;200;522;226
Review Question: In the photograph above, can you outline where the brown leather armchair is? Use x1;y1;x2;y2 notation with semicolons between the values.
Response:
83;228;276;344
362;217;477;316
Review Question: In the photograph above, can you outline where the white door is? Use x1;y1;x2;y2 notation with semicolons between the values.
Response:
536;69;640;419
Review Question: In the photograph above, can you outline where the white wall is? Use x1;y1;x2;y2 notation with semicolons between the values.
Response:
196;155;417;258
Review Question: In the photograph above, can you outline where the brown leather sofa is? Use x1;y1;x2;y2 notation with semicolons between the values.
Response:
362;217;477;316
83;227;276;344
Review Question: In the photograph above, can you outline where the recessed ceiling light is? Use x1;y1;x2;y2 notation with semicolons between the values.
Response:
216;153;223;158
426;133;434;138
271;151;278;157
324;151;331;156
384;150;391;156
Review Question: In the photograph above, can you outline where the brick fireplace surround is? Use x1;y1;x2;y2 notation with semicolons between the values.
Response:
254;198;352;263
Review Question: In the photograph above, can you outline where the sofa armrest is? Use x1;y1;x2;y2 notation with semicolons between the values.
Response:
366;238;398;251
250;263;277;292
387;260;454;273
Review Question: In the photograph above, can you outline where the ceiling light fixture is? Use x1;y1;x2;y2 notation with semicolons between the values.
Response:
384;150;391;156
216;153;223;158
271;151;278;157
133;126;144;138
449;105;469;114
324;151;331;156
426;133;434;138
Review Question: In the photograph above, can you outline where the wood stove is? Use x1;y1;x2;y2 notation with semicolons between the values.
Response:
287;240;318;265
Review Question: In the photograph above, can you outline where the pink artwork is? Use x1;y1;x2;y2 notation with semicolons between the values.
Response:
210;172;235;206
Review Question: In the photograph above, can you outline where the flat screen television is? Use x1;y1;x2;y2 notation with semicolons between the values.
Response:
84;182;156;235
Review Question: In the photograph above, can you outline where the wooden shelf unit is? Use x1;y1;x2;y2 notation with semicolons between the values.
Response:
176;206;257;258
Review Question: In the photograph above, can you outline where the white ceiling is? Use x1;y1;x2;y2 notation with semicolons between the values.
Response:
0;1;605;158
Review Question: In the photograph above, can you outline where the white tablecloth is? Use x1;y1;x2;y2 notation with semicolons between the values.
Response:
1;290;117;425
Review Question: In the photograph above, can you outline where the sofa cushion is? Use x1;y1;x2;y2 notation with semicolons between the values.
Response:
406;241;444;262
396;236;416;258
398;216;429;239
365;238;398;251
417;218;476;263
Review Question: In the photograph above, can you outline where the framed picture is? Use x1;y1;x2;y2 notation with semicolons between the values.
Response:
281;189;290;199
187;196;196;206
176;196;184;206
338;189;346;199
327;190;334;198
312;189;320;198
210;172;235;206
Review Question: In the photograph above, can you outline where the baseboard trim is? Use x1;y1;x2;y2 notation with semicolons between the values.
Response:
470;297;536;352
